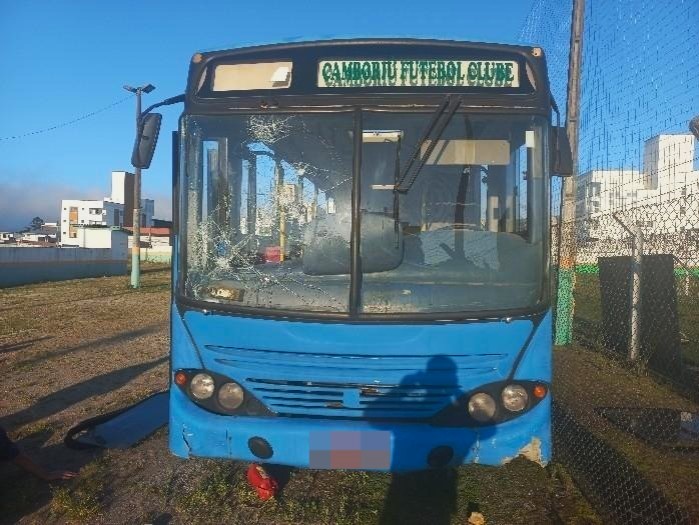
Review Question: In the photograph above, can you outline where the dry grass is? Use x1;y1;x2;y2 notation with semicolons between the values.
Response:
0;265;597;524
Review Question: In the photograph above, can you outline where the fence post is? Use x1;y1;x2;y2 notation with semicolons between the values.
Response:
554;0;586;345
629;225;643;362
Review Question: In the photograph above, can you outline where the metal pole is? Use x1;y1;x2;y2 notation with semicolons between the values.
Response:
275;161;285;262
554;0;585;345
131;89;142;288
629;225;643;361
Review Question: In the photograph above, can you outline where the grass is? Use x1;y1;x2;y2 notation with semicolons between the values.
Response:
173;461;240;522
13;420;55;440
554;344;699;519
49;459;109;523
572;271;699;377
1;264;601;524
165;458;598;525
551;266;699;521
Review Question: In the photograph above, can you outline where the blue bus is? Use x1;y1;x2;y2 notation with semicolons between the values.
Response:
135;39;571;472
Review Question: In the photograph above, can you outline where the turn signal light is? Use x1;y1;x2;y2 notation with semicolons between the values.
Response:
533;384;547;399
174;371;188;386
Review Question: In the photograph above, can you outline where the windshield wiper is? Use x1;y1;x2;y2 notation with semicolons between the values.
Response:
395;95;462;193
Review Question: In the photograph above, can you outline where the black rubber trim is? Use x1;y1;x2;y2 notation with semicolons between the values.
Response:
349;108;363;315
176;294;550;325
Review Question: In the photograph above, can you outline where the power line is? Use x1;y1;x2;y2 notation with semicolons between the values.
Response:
0;94;134;142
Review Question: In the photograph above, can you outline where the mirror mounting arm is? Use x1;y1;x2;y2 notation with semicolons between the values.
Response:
140;94;186;120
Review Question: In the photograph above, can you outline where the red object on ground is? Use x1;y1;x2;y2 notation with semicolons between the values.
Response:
246;463;278;501
264;246;281;263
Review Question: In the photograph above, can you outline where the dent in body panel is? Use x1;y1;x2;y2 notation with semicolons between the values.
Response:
472;432;481;464
181;424;194;456
500;436;544;466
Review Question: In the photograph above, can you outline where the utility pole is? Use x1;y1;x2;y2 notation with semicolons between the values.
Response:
554;0;585;345
123;83;155;288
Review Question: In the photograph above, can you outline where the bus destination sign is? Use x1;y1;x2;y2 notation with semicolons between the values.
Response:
318;59;520;88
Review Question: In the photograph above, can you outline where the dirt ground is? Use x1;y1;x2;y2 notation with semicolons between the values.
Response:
0;266;598;525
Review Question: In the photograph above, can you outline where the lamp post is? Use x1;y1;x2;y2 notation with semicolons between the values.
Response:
123;83;155;288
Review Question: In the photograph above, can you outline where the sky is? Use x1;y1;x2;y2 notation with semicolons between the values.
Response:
0;0;536;231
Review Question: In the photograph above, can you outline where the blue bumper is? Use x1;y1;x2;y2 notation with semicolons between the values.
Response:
169;386;551;471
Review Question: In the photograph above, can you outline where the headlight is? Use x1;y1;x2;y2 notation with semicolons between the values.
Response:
467;393;496;422
190;373;215;399
502;384;528;412
218;382;245;410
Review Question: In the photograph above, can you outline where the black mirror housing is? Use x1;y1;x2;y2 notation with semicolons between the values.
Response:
131;113;162;169
550;126;573;177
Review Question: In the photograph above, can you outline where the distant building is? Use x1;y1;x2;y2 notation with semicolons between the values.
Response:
0;232;17;244
60;171;154;245
20;232;56;244
123;226;172;263
576;134;699;237
152;218;173;229
74;225;128;256
124;227;171;248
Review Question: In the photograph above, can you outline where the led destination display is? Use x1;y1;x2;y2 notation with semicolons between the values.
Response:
318;59;520;88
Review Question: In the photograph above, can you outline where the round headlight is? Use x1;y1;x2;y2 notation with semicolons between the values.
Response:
218;382;245;410
190;373;215;400
467;393;497;422
502;385;529;412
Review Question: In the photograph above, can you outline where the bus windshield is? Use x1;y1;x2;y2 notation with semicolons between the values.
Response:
182;111;548;315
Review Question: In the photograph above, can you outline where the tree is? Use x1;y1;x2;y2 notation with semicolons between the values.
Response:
29;217;45;231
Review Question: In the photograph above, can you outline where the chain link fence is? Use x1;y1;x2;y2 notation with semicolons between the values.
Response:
523;1;699;523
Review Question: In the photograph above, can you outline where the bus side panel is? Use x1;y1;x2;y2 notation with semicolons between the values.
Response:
169;302;205;459
513;310;552;383
510;310;552;464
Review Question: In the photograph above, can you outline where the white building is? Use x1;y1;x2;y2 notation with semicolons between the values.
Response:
576;134;699;237
0;232;17;244
60;171;154;245
74;225;128;257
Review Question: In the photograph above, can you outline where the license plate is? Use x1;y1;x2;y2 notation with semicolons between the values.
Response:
309;431;391;469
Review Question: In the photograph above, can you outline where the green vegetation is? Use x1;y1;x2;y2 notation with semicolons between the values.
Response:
166;458;597;525
1;265;601;523
50;459;109;523
572;271;699;371
554;345;699;518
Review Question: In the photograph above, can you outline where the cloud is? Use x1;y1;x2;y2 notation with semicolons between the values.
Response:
0;168;172;231
0;179;103;231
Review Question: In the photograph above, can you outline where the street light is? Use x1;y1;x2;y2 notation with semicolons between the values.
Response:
123;83;155;288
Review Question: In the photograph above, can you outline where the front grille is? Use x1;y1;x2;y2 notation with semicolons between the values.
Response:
207;345;509;419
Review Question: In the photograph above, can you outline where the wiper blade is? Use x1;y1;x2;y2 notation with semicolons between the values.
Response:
395;95;462;193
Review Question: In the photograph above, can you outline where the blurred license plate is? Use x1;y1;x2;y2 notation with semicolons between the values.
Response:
309;431;391;469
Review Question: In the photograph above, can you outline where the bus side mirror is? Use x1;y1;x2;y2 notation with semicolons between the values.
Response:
550;126;573;177
131;113;162;169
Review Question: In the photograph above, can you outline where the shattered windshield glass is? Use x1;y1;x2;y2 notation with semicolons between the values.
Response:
183;113;354;312
181;111;547;315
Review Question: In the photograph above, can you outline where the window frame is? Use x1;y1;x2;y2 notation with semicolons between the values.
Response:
176;107;552;322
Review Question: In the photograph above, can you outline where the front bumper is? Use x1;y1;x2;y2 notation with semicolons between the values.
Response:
169;386;551;471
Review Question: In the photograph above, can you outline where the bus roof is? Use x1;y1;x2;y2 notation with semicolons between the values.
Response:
185;38;551;114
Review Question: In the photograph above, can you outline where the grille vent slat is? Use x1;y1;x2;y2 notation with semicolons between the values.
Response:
208;345;508;419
